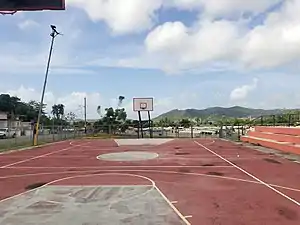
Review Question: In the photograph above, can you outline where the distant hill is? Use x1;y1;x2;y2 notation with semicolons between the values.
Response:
154;106;292;121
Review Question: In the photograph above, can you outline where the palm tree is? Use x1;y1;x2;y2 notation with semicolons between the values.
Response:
51;104;59;119
51;104;64;120
57;104;65;119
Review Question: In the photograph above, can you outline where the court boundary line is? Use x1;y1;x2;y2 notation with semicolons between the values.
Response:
154;185;191;225
1;169;299;193
194;141;300;207
0;141;90;169
4;165;233;169
0;172;190;225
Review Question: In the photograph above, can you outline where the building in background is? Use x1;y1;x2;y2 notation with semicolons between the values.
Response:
0;111;22;137
0;112;8;128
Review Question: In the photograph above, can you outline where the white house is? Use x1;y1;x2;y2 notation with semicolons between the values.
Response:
0;112;8;128
0;111;21;129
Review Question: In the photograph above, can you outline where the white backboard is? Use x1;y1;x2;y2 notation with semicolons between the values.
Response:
133;98;154;112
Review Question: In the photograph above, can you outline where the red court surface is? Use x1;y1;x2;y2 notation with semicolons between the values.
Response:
0;138;299;224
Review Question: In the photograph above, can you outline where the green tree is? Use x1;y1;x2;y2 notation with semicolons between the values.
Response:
115;108;127;122
179;118;192;128
94;107;128;133
157;117;172;127
195;117;202;126
0;94;52;125
57;104;65;119
28;100;47;116
66;112;76;124
0;94;21;119
51;104;59;119
52;104;65;119
0;94;12;112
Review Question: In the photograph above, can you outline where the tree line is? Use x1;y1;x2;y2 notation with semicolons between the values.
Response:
0;94;78;127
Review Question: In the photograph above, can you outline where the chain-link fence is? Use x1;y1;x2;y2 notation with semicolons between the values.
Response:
0;125;87;152
91;124;221;139
218;125;248;142
220;112;300;142
251;113;300;127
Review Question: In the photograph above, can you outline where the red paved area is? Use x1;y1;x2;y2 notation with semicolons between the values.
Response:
0;138;299;225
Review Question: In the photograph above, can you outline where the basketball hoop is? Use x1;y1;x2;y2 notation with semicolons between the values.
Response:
0;11;17;15
140;103;147;110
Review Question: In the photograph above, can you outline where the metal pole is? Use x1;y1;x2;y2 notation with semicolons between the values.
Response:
84;97;87;134
147;111;152;138
34;25;61;146
138;111;143;138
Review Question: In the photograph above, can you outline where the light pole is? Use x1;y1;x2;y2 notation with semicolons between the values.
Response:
33;25;62;146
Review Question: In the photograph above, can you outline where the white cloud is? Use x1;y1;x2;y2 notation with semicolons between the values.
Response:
18;19;40;30
67;0;162;34
145;19;240;71
2;86;102;119
4;0;300;76
66;0;279;35
170;0;280;17
230;78;258;101
241;0;300;68
141;0;300;72
1;86;203;120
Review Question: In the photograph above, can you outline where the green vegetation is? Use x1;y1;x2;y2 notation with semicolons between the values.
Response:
154;106;293;121
154;106;300;127
0;94;49;124
0;94;81;127
93;107;131;133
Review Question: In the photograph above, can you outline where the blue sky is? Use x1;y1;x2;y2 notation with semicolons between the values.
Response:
1;0;300;119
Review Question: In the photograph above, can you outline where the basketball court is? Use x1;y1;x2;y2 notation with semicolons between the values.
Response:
0;138;299;225
1;2;299;224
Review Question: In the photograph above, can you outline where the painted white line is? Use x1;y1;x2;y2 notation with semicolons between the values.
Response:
51;185;154;188
0;141;90;169
185;215;193;218
4;165;233;169
204;139;216;145
194;141;300;207
46;200;61;204
1;169;300;193
171;201;178;204
154;186;191;225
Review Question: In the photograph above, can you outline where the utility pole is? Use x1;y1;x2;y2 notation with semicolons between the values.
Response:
84;97;87;134
34;25;62;146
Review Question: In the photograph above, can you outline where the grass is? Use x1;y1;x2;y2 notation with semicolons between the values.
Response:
0;133;85;153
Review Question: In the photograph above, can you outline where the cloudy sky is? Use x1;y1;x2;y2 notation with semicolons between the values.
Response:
1;0;300;120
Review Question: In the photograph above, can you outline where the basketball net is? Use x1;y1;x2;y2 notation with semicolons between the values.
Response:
0;11;17;15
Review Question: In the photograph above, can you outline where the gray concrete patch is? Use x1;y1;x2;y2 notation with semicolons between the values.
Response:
234;141;300;163
97;152;159;161
0;185;185;225
114;138;173;146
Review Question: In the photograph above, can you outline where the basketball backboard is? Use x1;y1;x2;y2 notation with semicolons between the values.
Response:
0;0;65;11
133;98;154;112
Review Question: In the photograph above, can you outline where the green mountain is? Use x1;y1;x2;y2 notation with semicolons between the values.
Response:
154;106;292;121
